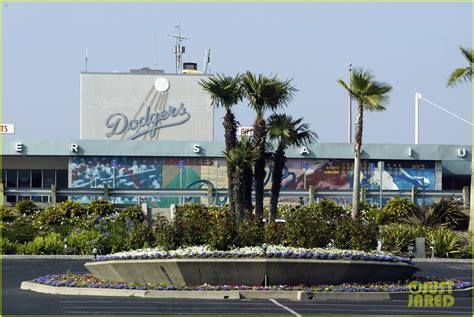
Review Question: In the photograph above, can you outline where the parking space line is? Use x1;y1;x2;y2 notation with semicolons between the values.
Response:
269;299;302;317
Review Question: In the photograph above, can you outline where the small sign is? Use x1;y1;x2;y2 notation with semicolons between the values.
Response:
237;127;254;137
111;159;118;168
369;163;376;171
302;161;309;170
178;160;186;169
0;124;15;134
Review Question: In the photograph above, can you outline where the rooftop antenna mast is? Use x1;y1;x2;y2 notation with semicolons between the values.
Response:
204;48;211;74
166;23;190;74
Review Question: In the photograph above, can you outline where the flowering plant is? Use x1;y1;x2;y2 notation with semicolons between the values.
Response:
94;245;414;264
33;273;471;293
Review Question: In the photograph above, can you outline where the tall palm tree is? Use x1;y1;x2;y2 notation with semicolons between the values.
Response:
267;114;318;221
224;136;255;219
446;46;474;231
337;68;392;218
200;74;243;216
242;72;296;220
447;46;473;87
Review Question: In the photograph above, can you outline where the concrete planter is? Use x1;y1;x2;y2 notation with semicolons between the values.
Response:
85;258;418;286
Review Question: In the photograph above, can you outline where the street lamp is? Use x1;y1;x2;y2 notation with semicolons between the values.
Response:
348;63;352;144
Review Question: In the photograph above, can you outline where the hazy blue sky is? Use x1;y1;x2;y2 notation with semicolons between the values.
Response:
3;2;472;145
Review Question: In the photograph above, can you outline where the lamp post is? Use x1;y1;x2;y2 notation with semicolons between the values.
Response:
348;63;352;144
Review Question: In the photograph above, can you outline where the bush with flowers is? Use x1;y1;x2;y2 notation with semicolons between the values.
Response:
31;272;472;293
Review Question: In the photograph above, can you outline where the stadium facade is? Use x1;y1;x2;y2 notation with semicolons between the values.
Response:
2;70;471;208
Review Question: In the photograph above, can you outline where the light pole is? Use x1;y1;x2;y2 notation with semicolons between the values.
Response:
348;63;353;144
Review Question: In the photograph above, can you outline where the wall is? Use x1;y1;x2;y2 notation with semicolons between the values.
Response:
80;73;214;141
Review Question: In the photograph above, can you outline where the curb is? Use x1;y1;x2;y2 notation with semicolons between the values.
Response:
3;255;93;260
412;259;473;263
20;281;473;301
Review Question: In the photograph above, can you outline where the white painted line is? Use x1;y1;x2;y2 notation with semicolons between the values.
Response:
269;298;302;317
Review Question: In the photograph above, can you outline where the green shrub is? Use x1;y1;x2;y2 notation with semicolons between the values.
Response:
59;201;86;220
3;216;38;244
379;197;418;225
313;200;347;226
403;197;468;229
334;215;378;251
428;197;468;230
86;199;115;217
174;203;212;246
117;206;146;224
207;206;236;250
234;215;263;247
154;216;178;250
103;219;130;254
1;207;16;222
127;222;155;250
1;237;16;254
264;222;285;245
66;229;106;255
16;200;38;216
378;223;432;255
427;227;461;258
19;232;64;255
280;206;331;248
454;231;472;259
37;205;66;227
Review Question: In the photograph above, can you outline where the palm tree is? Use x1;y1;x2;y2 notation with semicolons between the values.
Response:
224;136;255;219
242;72;296;220
337;68;392;218
267;114;318;221
200;74;243;216
447;46;473;87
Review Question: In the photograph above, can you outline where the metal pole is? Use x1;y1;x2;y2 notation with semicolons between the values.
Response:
180;169;183;205
348;63;352;143
378;161;384;207
415;92;420;144
304;169;307;190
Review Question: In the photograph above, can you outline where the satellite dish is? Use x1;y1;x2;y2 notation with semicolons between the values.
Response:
154;78;170;92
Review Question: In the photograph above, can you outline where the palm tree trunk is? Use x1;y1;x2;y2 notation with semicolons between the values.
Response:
352;100;364;218
253;117;267;220
233;170;244;219
224;109;238;217
242;165;253;216
269;145;285;222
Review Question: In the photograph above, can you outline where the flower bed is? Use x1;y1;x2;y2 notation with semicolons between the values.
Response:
32;273;472;293
94;245;414;264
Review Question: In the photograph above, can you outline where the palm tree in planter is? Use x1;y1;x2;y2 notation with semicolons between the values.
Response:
445;46;473;230
224;136;256;219
200;74;244;217
446;46;473;87
242;72;296;220
267;114;318;222
337;68;392;218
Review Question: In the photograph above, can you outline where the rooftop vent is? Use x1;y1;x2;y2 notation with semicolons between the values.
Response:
130;67;165;74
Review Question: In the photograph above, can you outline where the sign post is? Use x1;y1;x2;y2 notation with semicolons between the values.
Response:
378;161;384;207
302;161;309;190
178;160;185;204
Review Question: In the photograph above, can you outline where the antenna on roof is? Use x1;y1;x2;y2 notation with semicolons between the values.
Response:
204;48;211;74
154;31;158;71
166;23;190;74
85;48;88;72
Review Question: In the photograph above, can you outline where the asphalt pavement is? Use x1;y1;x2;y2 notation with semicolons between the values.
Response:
2;258;472;315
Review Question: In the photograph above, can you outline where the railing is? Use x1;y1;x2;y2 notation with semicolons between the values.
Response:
1;183;470;208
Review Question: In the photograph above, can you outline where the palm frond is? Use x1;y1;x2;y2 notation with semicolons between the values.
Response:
242;72;297;115
446;67;472;87
199;73;243;110
459;46;473;64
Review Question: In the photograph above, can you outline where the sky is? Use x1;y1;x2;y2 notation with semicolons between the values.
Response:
2;2;472;145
